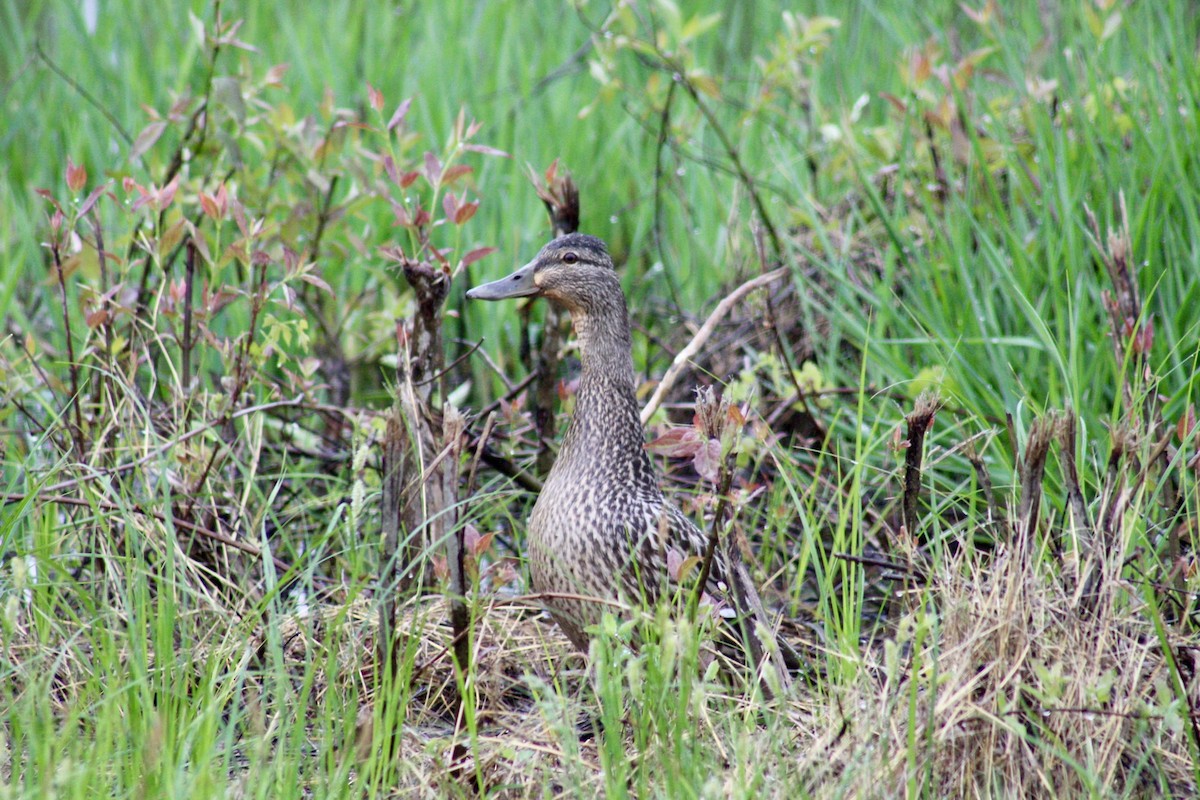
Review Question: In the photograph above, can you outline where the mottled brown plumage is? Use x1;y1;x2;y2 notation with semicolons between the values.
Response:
468;234;793;685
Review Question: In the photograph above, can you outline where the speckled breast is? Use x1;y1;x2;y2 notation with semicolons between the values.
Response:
525;476;666;651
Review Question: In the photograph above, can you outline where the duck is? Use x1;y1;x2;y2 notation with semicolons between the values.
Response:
467;233;795;690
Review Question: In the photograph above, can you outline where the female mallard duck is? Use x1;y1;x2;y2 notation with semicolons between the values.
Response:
468;233;794;686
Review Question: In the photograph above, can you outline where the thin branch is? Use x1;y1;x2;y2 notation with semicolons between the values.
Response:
752;221;826;442
49;238;85;459
34;41;132;144
182;239;197;393
640;267;785;424
415;338;483;387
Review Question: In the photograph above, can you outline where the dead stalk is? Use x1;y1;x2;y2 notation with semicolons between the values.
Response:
901;390;943;545
1017;412;1059;552
529;168;580;475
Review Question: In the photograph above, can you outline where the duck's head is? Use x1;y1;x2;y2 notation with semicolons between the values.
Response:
466;233;621;314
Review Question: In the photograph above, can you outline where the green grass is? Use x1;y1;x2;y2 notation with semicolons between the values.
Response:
3;0;1200;797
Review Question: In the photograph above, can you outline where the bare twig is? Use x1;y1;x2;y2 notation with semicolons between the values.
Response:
660;55;782;255
415;338;483;388
49;238;85;459
640;267;786;425
751;221;826;442
34;41;132;144
91;211;115;389
834;551;927;581
650;81;684;311
182;239;197;393
465;412;497;497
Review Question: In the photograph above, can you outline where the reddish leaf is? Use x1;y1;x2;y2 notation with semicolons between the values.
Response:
431;555;449;581
387;97;412;131
85;308;109;328
879;92;908;113
200;192;221;221
463;523;481;553
453;201;478;225
423;151;442;185
167;96;192;121
1177;406;1196;442
77;181;112;218
366;82;383;113
229;196;249;238
205;285;238;315
130;187;155;212
442;164;473;185
35;188;65;215
472;530;495;558
666;548;702;583
382;155;401;187
265;63;290;86
484;558;519;588
646;426;703;458
461;246;496;267
390;199;411;228
130;121;167;161
442;191;459;220
157;175;180;211
65;158;87;193
188;227;212;264
299;272;332;294
379;244;407;264
198;183;228;221
727;404;746;427
400;170;420;188
463;143;510;158
282;246;300;273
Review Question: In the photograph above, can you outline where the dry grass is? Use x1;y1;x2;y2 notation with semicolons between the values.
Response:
799;544;1197;798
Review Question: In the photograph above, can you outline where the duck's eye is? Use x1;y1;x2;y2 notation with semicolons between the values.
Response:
562;252;579;265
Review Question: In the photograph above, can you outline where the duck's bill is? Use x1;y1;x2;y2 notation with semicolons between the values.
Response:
465;261;537;300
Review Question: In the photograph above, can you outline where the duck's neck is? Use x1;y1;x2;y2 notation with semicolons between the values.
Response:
550;302;657;490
